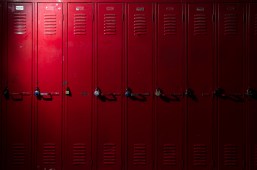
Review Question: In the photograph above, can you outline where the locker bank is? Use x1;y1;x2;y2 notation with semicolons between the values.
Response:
0;0;256;169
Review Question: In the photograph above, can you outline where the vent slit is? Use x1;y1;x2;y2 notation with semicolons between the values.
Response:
224;144;239;166
73;143;86;165
163;144;176;165
134;14;147;35
193;14;207;36
104;14;117;35
43;143;56;165
13;12;27;34
224;14;238;35
44;14;57;35
133;144;146;165
74;14;86;35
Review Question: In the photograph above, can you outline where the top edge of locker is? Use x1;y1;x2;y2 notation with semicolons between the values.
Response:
0;0;255;3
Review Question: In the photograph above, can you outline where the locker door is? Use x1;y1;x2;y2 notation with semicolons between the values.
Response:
95;3;123;170
127;3;153;170
247;3;257;170
64;3;93;170
217;4;245;170
0;2;3;169
3;3;33;170
187;4;214;170
156;3;185;170
37;3;63;170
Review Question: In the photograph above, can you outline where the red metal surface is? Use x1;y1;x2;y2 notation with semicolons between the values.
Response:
187;3;214;170
37;3;63;170
127;3;153;170
64;3;93;170
217;3;245;170
96;3;123;170
4;3;33;170
247;3;257;170
0;2;3;170
155;3;185;170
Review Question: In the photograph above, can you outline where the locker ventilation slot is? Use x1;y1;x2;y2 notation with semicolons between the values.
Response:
163;14;177;35
12;144;26;165
163;144;176;165
193;14;207;36
103;143;116;164
43;143;56;165
134;14;147;35
254;145;257;166
73;143;86;165
224;14;238;35
13;13;27;35
193;144;208;166
133;144;146;165
224;144;239;166
44;14;57;35
74;14;86;35
104;14;117;35
254;14;257;36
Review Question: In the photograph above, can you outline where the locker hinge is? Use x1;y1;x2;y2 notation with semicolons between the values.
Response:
212;14;215;23
122;13;124;22
243;15;246;23
92;14;94;21
152;13;155;22
182;14;185;22
62;14;64;22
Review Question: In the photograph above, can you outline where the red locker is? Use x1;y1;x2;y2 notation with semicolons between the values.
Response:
126;3;154;170
64;3;93;170
156;3;185;170
187;3;214;170
0;2;3;169
37;3;63;170
3;3;33;170
247;3;257;170
95;3;123;170
217;3;245;170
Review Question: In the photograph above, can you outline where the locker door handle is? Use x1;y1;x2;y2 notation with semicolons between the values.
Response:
155;88;183;97
125;88;150;97
201;92;211;97
155;88;164;97
213;88;226;97
34;87;59;99
213;88;243;97
10;92;31;100
40;92;60;96
11;92;31;96
94;88;101;97
3;87;9;99
245;88;257;98
214;88;244;101
94;88;121;97
184;88;194;98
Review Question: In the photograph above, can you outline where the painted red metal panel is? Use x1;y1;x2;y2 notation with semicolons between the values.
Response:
0;2;3;170
64;3;93;170
127;3;153;170
187;3;214;170
217;3;245;170
4;3;33;170
37;3;63;170
155;3;185;170
247;3;257;170
95;3;123;170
